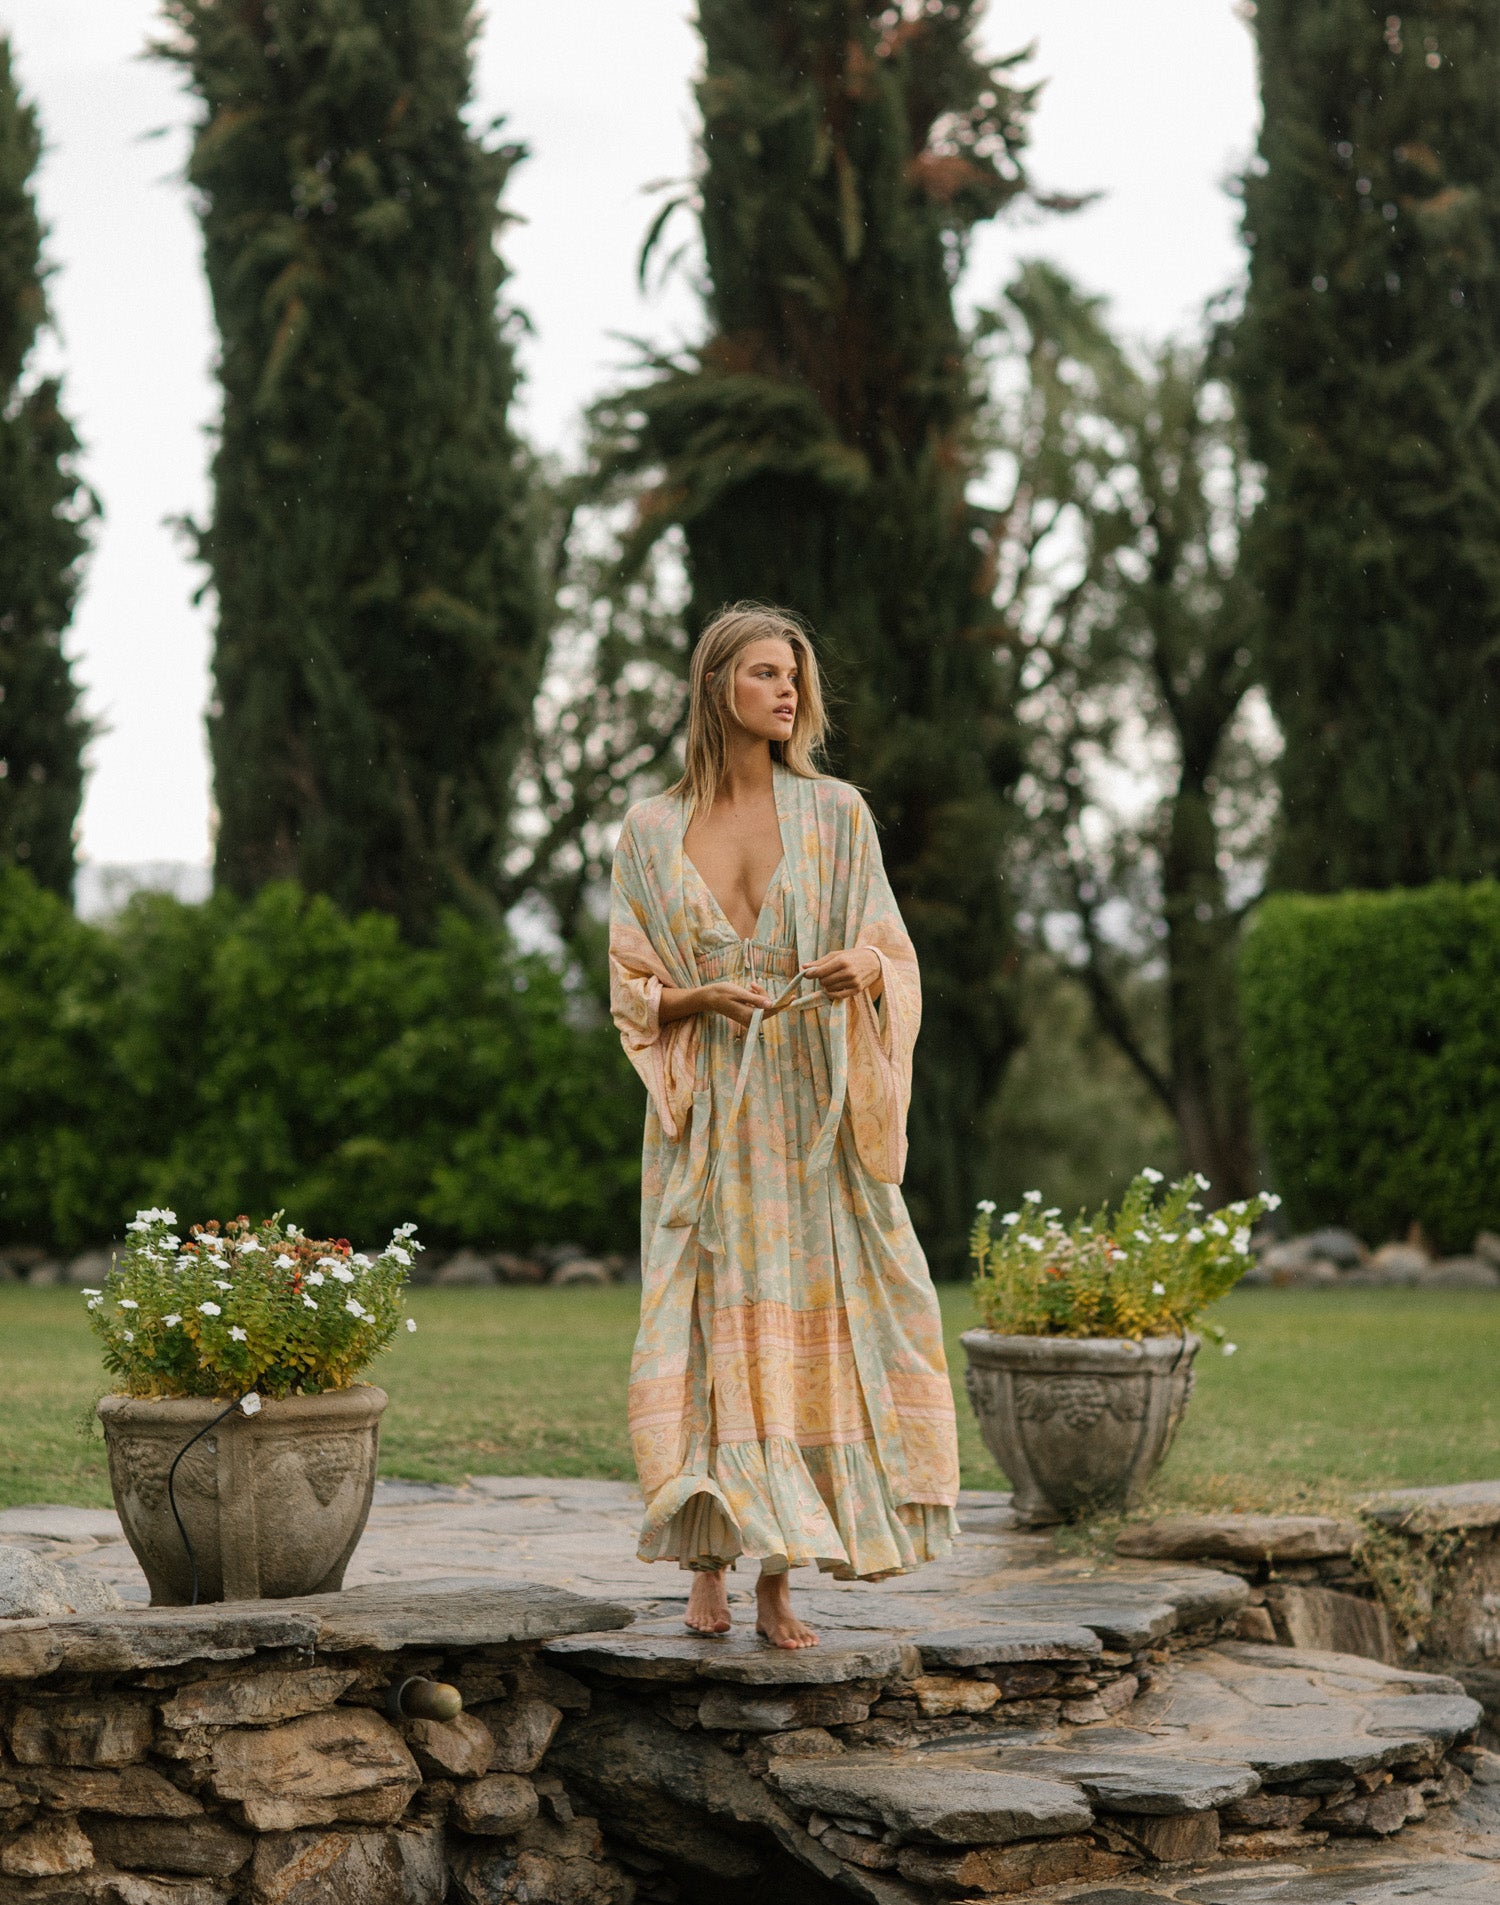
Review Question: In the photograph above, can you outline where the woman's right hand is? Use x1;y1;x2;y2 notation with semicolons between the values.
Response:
660;980;772;1029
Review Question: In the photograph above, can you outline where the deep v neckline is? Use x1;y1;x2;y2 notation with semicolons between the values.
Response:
684;849;786;942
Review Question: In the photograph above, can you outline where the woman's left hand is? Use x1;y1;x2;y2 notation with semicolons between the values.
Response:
802;947;882;1000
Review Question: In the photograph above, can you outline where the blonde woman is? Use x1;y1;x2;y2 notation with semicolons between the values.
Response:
609;603;959;1648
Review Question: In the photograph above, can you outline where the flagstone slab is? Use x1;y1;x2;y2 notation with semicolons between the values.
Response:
914;1622;1103;1668
1363;1693;1484;1742
1;1579;630;1679
545;1621;907;1686
985;1743;1260;1815
1366;1480;1500;1534
1115;1515;1362;1565
764;1755;1093;1843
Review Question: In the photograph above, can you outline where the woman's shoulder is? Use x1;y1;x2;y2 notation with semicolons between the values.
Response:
802;773;874;826
619;791;685;847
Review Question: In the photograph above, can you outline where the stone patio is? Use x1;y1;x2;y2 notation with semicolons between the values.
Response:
4;1482;1500;1899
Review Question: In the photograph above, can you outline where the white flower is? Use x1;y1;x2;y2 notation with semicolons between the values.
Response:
1222;1341;1238;1356
240;1392;262;1416
275;1254;294;1269
1160;1233;1179;1244
395;1222;418;1238
238;1238;261;1254
214;1280;231;1291
123;1330;134;1343
331;1266;355;1284
286;1224;301;1238
1140;1167;1164;1184
1263;1192;1282;1211
1001;1212;1020;1227
302;1295;318;1310
118;1299;138;1310
306;1271;325;1287
1229;1200;1248;1215
1133;1229;1152;1242
1021;1235;1046;1252
87;1297;102;1310
1194;1172;1211;1191
1151;1281;1166;1295
317;1257;341;1269
128;1207;176;1231
1043;1207;1060;1219
976;1199;996;1214
405;1317;417;1332
1232;1228;1251;1255
198;1301;222;1317
389;1246;411;1267
163;1314;182;1327
1186;1200;1203;1211
1186;1228;1204;1244
353;1253;371;1267
345;1298;367;1319
1023;1190;1042;1204
1208;1218;1228;1237
81;1287;101;1296
229;1326;247;1342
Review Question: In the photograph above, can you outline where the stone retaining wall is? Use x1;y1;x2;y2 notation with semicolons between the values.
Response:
0;1583;637;1905
1;1571;1489;1905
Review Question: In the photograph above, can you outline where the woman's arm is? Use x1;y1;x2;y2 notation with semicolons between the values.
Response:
659;980;774;1028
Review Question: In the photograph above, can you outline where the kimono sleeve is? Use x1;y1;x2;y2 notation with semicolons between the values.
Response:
608;813;697;1141
844;794;921;1184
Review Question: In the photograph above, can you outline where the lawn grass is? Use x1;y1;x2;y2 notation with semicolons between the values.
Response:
2;1283;1496;1512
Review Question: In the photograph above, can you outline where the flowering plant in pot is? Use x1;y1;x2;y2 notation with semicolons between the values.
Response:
962;1171;1279;1525
89;1210;421;1605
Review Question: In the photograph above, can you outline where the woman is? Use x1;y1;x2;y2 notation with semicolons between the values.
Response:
609;602;959;1649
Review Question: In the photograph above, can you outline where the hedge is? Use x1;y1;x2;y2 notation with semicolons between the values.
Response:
0;869;643;1255
1239;881;1500;1253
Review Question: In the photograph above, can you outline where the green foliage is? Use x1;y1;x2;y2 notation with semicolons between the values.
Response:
1236;0;1500;891
159;0;543;933
592;0;1042;1271
1240;881;1500;1251
0;38;95;898
969;1172;1273;1340
981;962;1179;1216
0;868;123;1246
993;265;1268;1197
87;1212;415;1400
0;870;642;1254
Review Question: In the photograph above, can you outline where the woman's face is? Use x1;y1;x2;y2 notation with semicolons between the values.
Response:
730;637;798;742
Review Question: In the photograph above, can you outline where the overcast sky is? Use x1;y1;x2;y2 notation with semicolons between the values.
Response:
1;1;1258;872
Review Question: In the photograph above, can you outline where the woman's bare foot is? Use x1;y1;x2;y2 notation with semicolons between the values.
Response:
685;1568;732;1635
754;1569;818;1649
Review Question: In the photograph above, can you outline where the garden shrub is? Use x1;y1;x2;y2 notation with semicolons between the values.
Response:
0;872;643;1254
1240;882;1500;1252
0;867;122;1248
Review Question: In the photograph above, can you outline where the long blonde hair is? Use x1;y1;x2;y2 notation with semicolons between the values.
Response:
669;602;829;815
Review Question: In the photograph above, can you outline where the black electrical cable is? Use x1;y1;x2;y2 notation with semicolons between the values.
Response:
167;1398;244;1606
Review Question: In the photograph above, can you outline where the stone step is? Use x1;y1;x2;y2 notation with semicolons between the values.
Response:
545;1626;1486;1901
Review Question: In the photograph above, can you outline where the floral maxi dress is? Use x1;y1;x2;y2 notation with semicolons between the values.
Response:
608;769;960;1580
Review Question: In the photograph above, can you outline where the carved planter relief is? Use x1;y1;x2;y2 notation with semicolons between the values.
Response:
97;1387;386;1605
961;1332;1198;1526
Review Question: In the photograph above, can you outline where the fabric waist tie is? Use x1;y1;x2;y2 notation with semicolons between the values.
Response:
697;970;845;1256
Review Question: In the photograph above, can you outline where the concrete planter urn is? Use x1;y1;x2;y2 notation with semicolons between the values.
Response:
961;1332;1198;1526
97;1386;386;1605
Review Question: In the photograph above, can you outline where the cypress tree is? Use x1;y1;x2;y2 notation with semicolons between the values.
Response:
160;0;543;932
1237;0;1500;891
594;0;1040;1269
0;38;94;900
